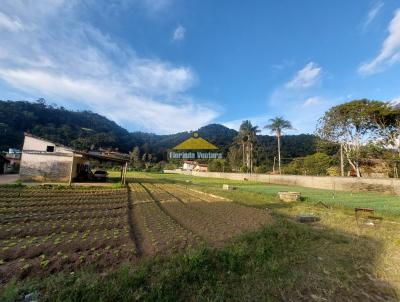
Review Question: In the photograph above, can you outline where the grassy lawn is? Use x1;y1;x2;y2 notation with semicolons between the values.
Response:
2;171;399;301
126;171;400;217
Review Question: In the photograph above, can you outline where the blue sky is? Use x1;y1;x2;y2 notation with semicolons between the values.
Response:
0;0;400;134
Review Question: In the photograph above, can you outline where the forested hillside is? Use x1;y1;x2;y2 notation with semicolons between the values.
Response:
0;100;318;162
0;100;132;151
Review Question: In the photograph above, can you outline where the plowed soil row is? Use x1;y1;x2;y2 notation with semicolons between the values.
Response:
0;187;137;283
0;180;272;283
140;182;272;246
128;183;203;256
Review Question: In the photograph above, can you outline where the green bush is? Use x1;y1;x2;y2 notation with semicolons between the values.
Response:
208;159;231;172
283;153;333;176
254;165;268;174
326;166;340;176
164;163;177;170
240;165;249;173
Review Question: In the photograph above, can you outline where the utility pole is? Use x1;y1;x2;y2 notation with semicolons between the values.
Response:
340;143;344;177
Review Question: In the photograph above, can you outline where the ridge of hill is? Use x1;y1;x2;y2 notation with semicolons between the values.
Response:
0;100;317;161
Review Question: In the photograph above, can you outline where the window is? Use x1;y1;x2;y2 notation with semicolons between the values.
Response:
46;146;55;152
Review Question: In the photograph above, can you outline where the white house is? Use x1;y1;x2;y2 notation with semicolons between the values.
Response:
193;163;208;172
182;161;197;171
19;133;128;183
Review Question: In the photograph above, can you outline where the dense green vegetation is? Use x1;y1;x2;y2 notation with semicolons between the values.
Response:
0;100;317;163
317;99;400;177
1;99;399;176
0;99;131;152
225;99;400;176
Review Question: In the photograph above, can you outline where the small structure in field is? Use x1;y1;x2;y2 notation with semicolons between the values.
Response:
278;191;301;202
19;133;129;183
296;214;320;223
222;184;234;190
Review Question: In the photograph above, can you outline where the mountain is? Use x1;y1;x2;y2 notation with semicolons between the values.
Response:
0;99;132;152
0;100;318;161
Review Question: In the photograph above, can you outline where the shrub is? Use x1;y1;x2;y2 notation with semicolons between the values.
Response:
208;159;231;172
283;153;333;176
240;165;249;173
326;166;340;176
255;165;268;174
164;163;177;170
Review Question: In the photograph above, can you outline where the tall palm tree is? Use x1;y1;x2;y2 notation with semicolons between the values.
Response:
264;117;293;174
237;120;260;172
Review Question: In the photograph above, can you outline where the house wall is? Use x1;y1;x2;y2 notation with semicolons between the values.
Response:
194;165;208;172
19;135;78;182
183;162;196;170
165;170;400;195
23;136;73;154
19;153;73;182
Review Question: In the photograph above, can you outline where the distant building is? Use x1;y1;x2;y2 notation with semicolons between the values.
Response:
5;148;21;173
182;161;197;171
0;154;10;175
20;133;129;183
193;163;208;172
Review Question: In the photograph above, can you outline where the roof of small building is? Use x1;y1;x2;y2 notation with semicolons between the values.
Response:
195;163;208;167
23;133;129;163
24;132;73;150
75;151;129;164
183;160;198;164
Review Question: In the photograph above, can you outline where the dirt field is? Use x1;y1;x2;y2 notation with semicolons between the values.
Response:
2;174;399;301
0;186;136;282
0;180;272;283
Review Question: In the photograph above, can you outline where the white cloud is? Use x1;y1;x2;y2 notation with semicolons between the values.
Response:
285;62;322;89
267;78;341;134
363;1;384;29
128;60;194;96
0;11;23;31
141;0;172;13
390;97;400;107
302;96;323;107
0;1;219;134
172;25;186;41
359;9;400;75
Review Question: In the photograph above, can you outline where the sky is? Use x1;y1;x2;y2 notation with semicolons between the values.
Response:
0;0;400;135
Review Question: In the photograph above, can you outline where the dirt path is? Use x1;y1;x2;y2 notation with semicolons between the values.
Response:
0;174;18;185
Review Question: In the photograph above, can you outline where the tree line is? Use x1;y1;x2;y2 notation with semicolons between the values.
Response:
217;99;399;178
0;100;317;170
2;99;397;177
